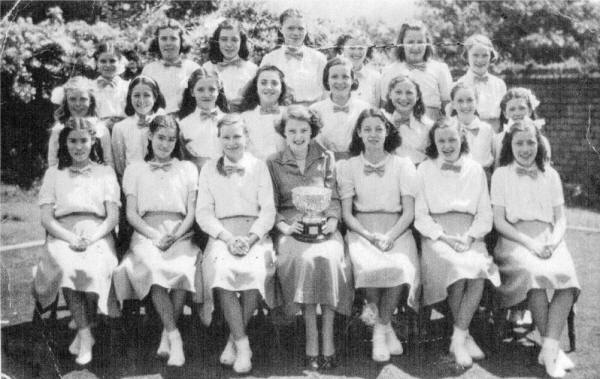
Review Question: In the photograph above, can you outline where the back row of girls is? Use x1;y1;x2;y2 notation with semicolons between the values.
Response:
37;8;577;378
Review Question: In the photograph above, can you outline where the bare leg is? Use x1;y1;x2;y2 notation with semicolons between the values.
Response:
151;285;176;331
303;304;319;357
528;289;549;337
454;279;484;330
447;280;466;324
378;286;402;325
241;289;260;327
365;288;381;307
321;305;336;357
63;289;89;329
217;289;245;340
170;289;187;325
546;289;575;341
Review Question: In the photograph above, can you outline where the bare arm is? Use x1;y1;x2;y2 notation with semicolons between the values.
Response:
493;204;544;257
125;194;162;241
385;195;415;241
171;190;197;240
85;202;119;243
41;204;80;244
341;197;374;243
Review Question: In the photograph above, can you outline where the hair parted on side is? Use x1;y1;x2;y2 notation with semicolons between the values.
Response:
275;104;322;139
57;117;104;169
144;114;182;161
348;108;401;156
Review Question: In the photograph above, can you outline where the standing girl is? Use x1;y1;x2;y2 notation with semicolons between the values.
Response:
141;19;201;114
113;115;200;366
93;41;129;131
48;76;114;168
336;32;381;107
491;119;579;378
239;65;288;160
383;75;433;166
415;118;500;367
178;67;229;170
338;108;420;362
260;8;326;105
311;57;370;160
203;19;258;112
456;34;507;132
267;106;353;370
111;75;166;177
34;118;120;365
196;114;276;374
381;21;452;121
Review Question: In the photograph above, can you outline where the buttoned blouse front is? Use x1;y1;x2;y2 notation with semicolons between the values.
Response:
457;70;507;119
267;141;341;224
337;154;418;213
141;59;201;113
241;106;286;160
384;112;433;164
39;163;121;218
459;117;494;168
415;157;492;240
122;159;198;217
491;164;563;224
203;60;258;105
179;108;224;160
260;46;326;103
311;97;370;153
195;153;275;239
111;114;151;176
94;76;128;119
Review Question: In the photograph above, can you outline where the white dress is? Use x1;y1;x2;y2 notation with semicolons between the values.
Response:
141;59;201;113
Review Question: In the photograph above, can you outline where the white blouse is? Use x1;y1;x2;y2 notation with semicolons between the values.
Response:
196;153;275;239
337;154;418;213
123;159;198;217
111;114;151;176
353;65;381;107
457;117;494;169
94;76;128;119
491;163;563;224
47;120;114;169
260;45;326;103
39;163;120;218
383;111;433;165
456;70;507;120
179;108;225;161
415;157;492;240
141;59;201;113
203;60;257;106
240;106;286;160
311;97;370;153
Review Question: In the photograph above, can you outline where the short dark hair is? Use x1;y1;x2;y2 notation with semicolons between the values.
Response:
395;21;433;62
322;57;359;92
239;65;290;112
383;75;425;121
449;82;479;117
348;108;401;156
499;87;538;127
57;118;104;169
208;19;250;63
498;119;548;171
334;33;373;62
124;75;166;116
424;117;469;159
144;115;182;161
178;67;229;119
275;105;321;139
148;19;192;58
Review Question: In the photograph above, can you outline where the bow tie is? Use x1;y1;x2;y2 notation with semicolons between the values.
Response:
68;166;92;177
516;166;538;179
199;109;219;120
363;164;385;177
463;126;480;137
98;77;117;88
407;62;427;71
333;104;350;113
441;162;461;173
284;48;304;60
393;116;411;128
260;106;279;115
149;161;173;171
218;58;242;68
137;116;151;128
163;60;183;68
224;165;245;177
473;74;489;83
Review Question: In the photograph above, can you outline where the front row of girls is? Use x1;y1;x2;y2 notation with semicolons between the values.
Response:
34;103;579;377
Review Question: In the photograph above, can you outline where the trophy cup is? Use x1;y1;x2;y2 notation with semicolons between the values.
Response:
291;186;332;243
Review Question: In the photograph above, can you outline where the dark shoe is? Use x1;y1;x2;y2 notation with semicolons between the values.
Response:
304;355;320;371
321;354;337;370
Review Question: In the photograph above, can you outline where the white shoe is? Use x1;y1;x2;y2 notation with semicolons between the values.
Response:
540;338;566;378
557;350;575;371
68;319;77;330
219;335;236;366
450;327;472;367
75;328;95;366
465;333;485;360
167;329;185;367
233;336;252;374
156;329;170;358
360;303;378;326
68;333;80;355
372;323;390;362
384;323;403;356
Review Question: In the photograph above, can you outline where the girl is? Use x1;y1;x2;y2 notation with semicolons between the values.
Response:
203;19;258;112
336;32;381;107
493;87;551;167
93;41;129;131
112;75;166;177
415;118;500;367
456;34;507;133
196;114;276;374
311;57;370;160
260;8;326;105
142;19;201;113
34;118;120;365
48;76;114;168
267;106;353;370
381;21;452;121
239;65;288;160
121;49;143;81
383;75;433;166
449;82;494;173
178;67;229;170
491;119;579;378
337;108;420;362
113;115;200;367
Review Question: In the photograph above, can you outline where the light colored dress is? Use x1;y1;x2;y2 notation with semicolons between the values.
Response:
203;60;257;111
353;65;381;107
337;154;420;310
267;141;354;315
179;107;225;168
195;153;276;325
94;76;128;120
491;164;580;308
456;70;507;132
383;111;433;165
141;59;201;113
457;117;494;170
240;106;286;160
415;156;500;306
33;163;120;315
113;159;200;302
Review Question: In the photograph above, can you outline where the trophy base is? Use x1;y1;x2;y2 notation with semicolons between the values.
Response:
292;219;329;243
292;232;330;243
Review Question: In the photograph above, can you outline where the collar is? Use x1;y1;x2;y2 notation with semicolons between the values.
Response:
278;140;326;166
194;107;221;119
436;156;464;169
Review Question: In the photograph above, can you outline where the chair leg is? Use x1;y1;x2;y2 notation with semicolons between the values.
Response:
567;305;576;352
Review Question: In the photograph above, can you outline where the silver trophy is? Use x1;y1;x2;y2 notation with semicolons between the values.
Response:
291;186;332;242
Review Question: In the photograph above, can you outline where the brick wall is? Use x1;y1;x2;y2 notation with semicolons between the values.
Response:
505;75;600;208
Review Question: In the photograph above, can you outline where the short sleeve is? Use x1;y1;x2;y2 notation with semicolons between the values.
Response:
397;158;418;197
549;168;564;207
490;168;506;207
336;159;355;199
122;163;141;197
39;167;58;205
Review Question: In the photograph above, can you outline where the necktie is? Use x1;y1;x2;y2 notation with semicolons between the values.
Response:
284;48;304;60
163;60;183;68
516;166;538;179
200;109;218;120
224;165;245;177
260;106;279;115
363;164;385;177
149;162;173;172
98;77;116;88
407;62;427;71
218;57;242;68
333;105;350;113
441;162;461;173
68;166;92;177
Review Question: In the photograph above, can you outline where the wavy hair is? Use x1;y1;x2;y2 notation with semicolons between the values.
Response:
383;75;425;121
144;115;182;161
148;19;192;58
395;21;434;62
208;19;250;63
239;65;289;112
178;67;229;119
498;119;548;171
424;117;469;159
124;75;166;116
53;76;98;124
57;118;104;169
348;108;401;156
275;104;322;139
